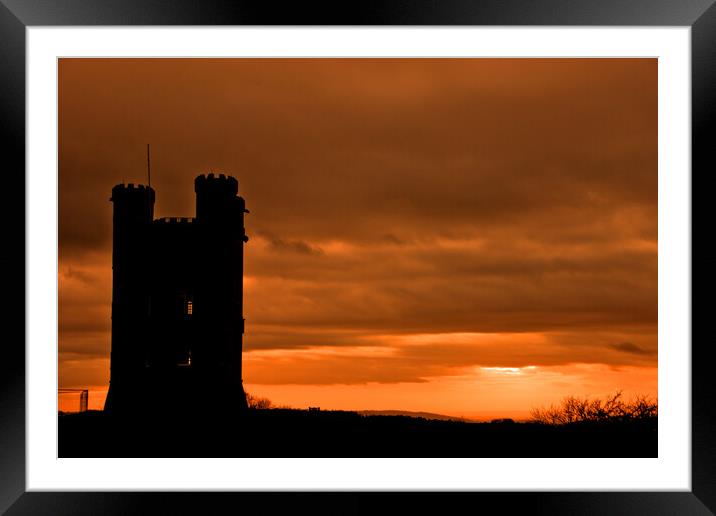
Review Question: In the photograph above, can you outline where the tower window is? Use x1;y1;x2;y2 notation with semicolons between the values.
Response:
186;299;193;315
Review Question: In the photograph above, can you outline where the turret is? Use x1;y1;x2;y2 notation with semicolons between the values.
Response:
110;183;155;285
193;173;248;410
111;183;155;222
195;173;237;221
105;183;155;412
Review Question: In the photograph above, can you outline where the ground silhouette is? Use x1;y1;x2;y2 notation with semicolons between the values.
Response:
58;407;656;458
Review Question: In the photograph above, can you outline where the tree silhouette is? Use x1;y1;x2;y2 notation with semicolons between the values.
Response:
530;390;657;425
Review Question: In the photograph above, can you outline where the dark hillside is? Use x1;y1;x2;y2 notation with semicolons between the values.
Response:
58;408;656;458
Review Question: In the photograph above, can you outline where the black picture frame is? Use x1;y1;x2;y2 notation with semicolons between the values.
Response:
2;1;711;514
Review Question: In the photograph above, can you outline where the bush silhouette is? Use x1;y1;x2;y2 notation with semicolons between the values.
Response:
530;390;657;425
245;392;273;409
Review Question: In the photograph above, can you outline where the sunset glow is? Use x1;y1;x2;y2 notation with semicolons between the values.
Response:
59;58;657;419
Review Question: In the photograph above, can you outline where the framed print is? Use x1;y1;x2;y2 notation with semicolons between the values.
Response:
3;0;712;514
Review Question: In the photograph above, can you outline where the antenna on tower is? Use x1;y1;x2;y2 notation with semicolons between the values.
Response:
146;144;152;188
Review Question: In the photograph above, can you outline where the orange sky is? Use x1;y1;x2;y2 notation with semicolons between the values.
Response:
58;58;657;419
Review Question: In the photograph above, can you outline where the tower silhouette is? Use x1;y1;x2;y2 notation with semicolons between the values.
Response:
104;174;249;413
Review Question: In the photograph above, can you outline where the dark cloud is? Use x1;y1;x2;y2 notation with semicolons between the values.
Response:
58;58;656;251
257;230;325;256
608;341;656;356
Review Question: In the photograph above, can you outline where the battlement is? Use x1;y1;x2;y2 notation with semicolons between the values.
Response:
111;183;155;202
153;217;195;225
194;173;238;196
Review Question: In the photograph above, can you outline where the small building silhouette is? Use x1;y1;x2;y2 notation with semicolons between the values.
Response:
104;174;249;413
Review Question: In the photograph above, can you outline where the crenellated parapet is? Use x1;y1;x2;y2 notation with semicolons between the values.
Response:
153;217;196;225
194;173;238;196
111;182;156;203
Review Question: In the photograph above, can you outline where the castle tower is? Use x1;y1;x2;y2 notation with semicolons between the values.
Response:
104;174;248;414
104;183;155;412
193;173;249;410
